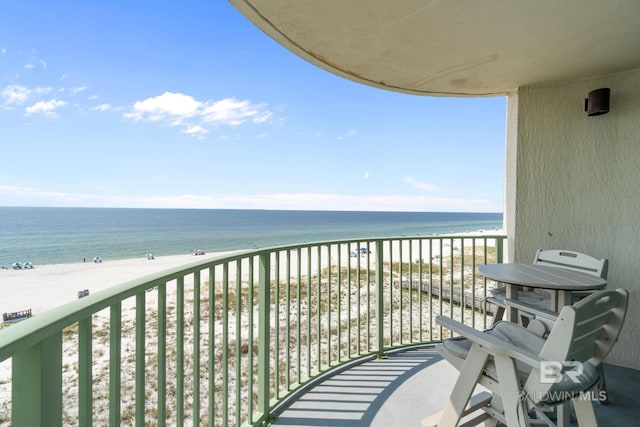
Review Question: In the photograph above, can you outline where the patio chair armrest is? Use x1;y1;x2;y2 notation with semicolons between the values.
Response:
503;298;559;321
436;316;542;368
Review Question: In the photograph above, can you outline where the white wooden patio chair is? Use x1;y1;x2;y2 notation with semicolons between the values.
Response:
486;249;608;324
423;288;628;427
488;249;611;403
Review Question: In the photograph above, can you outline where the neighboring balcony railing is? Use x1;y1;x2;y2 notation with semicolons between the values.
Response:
0;234;505;426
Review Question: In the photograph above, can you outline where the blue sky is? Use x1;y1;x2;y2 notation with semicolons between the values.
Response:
0;1;506;212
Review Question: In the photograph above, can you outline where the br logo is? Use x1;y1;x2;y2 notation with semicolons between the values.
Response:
540;361;584;384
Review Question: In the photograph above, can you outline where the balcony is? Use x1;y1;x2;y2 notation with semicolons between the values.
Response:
1;234;637;426
271;346;639;426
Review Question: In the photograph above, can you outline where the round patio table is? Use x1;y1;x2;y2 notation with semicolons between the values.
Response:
479;263;606;314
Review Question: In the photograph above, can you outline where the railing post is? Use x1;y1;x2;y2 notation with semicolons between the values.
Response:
176;276;185;425
79;317;93;427
135;293;146;427
109;303;122;427
496;237;504;263
12;332;63;427
257;253;271;422
158;283;167;427
193;270;201;425
375;241;386;358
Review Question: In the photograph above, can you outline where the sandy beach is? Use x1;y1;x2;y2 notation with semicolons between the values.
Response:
0;252;240;316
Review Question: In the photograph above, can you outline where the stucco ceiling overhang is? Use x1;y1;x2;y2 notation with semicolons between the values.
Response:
229;0;640;96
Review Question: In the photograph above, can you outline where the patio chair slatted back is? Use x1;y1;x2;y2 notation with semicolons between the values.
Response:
527;289;628;401
533;249;608;279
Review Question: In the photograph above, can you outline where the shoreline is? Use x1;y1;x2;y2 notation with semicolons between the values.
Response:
1;230;502;317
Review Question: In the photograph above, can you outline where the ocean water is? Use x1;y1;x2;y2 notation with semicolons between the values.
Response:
0;207;502;266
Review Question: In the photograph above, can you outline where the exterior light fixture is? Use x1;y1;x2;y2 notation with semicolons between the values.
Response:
584;88;610;116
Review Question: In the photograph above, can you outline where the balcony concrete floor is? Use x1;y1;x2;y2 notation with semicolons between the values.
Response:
271;346;640;426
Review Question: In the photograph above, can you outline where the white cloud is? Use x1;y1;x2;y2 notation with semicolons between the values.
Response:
71;86;88;95
129;92;201;121
3;83;271;134
0;185;502;212
1;85;55;110
201;98;266;125
91;103;115;112
25;99;67;117
363;171;370;179
1;48;7;55
125;92;274;138
2;85;30;105
252;110;272;124
183;125;208;138
404;176;440;192
22;56;47;71
337;129;358;140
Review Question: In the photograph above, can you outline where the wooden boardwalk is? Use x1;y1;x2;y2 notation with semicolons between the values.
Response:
398;279;499;313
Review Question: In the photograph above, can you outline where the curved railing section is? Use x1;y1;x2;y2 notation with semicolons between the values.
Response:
0;235;505;426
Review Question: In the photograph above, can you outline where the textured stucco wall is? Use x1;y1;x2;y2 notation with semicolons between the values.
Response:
514;69;640;369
